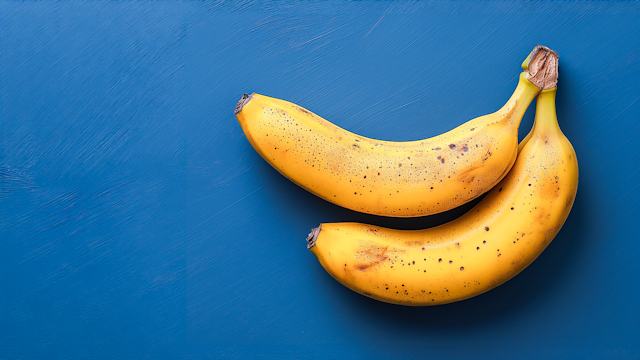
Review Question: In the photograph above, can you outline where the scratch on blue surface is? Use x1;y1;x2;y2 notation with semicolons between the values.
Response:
364;0;395;38
197;185;265;227
584;95;640;144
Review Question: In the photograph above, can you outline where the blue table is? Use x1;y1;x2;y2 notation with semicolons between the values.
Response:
2;2;639;359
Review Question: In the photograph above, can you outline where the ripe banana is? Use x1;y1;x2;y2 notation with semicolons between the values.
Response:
307;87;578;306
235;46;558;217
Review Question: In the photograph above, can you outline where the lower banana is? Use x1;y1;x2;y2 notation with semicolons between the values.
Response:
307;87;578;306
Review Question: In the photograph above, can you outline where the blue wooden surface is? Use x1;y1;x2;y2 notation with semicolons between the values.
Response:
2;2;640;359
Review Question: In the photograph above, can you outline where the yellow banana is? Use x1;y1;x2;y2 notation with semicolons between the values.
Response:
307;87;578;306
235;46;558;217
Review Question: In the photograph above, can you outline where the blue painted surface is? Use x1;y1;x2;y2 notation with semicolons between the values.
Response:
2;2;640;359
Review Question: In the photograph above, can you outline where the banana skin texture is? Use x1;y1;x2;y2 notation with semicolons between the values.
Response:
308;88;578;306
235;46;558;217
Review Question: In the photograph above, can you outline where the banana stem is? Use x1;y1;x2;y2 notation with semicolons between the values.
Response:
499;45;558;129
522;45;559;91
496;73;539;127
534;88;559;130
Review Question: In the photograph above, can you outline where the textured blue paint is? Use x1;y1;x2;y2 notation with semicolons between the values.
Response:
1;2;640;359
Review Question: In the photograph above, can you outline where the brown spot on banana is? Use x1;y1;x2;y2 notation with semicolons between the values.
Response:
457;164;483;183
355;246;392;271
296;106;312;116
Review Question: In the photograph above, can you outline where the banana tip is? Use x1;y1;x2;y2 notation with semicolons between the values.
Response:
306;225;322;249
235;93;253;115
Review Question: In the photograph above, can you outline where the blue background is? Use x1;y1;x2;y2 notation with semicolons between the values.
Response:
2;2;640;359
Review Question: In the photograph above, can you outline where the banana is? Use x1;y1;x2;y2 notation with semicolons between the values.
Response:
307;87;578;306
235;46;558;217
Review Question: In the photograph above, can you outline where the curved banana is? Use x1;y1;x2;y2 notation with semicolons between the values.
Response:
307;87;578;306
235;46;558;217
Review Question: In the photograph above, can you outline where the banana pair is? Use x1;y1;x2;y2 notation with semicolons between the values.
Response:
235;46;578;306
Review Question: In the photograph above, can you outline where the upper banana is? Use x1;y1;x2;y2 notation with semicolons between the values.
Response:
235;46;558;217
307;87;578;306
